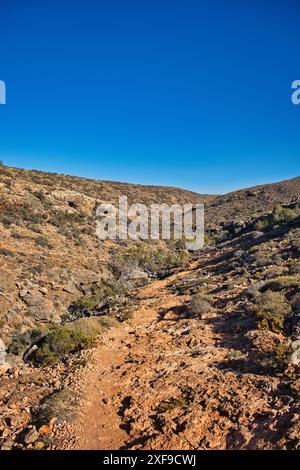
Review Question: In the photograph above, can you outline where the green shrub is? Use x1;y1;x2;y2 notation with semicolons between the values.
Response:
9;329;45;356
262;276;300;291
212;230;230;243
254;290;292;333
67;281;121;320
27;316;115;366
116;244;189;276
35;236;53;249
203;234;215;246
255;343;290;375
0;247;15;257
158;395;192;413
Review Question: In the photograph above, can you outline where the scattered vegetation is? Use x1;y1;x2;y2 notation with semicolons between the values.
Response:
115;244;189;277
255;204;300;231
67;280;124;321
0;203;45;228
49;211;87;228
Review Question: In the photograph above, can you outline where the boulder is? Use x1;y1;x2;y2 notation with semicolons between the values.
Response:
75;269;101;286
28;300;54;322
22;291;44;306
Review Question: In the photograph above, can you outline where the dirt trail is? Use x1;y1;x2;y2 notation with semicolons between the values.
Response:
55;260;295;450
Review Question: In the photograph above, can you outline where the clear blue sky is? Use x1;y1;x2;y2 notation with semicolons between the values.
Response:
0;0;299;194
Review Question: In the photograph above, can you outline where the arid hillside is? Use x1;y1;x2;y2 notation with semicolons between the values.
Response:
206;176;300;229
0;165;300;451
0;165;212;342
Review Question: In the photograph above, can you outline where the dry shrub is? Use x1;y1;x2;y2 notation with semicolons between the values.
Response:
189;293;211;316
254;290;292;333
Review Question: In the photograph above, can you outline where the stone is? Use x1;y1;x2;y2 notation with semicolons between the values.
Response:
291;349;300;366
28;300;54;321
22;291;44;306
249;231;264;240
0;338;6;365
39;287;48;295
234;250;244;258
0;363;10;375
291;339;300;351
23;427;39;445
63;283;77;294
38;424;53;435
19;289;28;298
76;269;100;285
34;441;45;450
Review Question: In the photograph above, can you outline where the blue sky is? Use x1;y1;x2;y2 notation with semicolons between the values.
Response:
0;0;299;194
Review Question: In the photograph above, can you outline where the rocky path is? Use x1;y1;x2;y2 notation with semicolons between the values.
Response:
54;260;298;450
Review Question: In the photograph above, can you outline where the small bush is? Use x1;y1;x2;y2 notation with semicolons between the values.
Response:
262;276;300;291
35;236;53;249
50;211;86;228
10;232;26;240
158;395;192;413
254;290;292;333
291;238;300;253
9;329;45;356
3;179;12;188
67;281;121;321
255;343;291;375
290;261;300;275
27;316;115;366
0;247;15;257
189;293;211;316
290;292;300;312
34;389;79;427
69;296;99;318
212;230;230;243
251;250;273;267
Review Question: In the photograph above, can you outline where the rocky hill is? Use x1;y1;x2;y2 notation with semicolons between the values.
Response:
0;165;300;450
206;176;300;229
0;165;213;343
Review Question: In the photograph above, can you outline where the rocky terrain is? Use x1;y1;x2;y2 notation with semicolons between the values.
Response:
0;165;300;450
